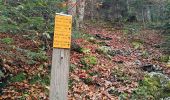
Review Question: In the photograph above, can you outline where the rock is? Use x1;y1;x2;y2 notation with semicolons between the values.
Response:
162;97;170;100
132;72;170;99
148;72;170;97
88;37;96;43
96;46;112;55
95;34;112;40
107;87;120;95
134;60;142;66
97;41;109;46
141;64;163;73
108;50;116;56
96;46;132;57
148;72;169;84
123;50;131;56
114;49;132;56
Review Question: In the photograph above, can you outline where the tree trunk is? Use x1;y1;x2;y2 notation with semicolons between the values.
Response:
76;0;85;29
67;0;77;29
142;8;145;28
67;0;77;16
146;6;151;22
3;0;7;5
90;0;94;20
127;0;130;13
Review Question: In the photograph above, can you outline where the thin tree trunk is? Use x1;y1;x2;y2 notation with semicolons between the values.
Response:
127;0;130;13
3;0;7;5
90;0;94;20
67;0;77;29
142;8;145;28
76;0;85;29
68;0;77;16
146;6;151;22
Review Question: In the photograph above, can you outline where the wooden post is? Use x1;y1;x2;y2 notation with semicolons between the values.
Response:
50;13;72;100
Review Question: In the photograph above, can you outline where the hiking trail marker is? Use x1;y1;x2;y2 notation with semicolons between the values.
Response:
50;13;72;100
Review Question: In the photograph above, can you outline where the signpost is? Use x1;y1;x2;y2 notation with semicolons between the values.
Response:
50;13;72;100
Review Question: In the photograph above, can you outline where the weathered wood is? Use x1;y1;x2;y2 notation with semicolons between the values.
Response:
49;49;70;100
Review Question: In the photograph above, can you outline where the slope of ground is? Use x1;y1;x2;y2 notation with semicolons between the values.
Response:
0;22;169;99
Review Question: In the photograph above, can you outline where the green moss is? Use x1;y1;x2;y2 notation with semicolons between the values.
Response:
80;55;97;70
10;72;26;82
68;79;74;89
159;55;169;63
0;70;4;79
70;64;77;72
71;43;83;53
86;56;97;65
81;48;91;54
89;71;99;76
112;69;130;83
141;75;162;97
96;46;112;55
82;77;93;85
72;30;94;40
26;50;48;62
81;56;97;66
119;92;128;100
132;41;143;49
29;74;50;85
1;38;13;44
164;81;170;91
131;73;170;99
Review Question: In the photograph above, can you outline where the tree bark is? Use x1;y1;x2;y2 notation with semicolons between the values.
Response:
3;0;7;5
67;0;77;16
76;0;86;29
90;0;94;20
146;6;151;22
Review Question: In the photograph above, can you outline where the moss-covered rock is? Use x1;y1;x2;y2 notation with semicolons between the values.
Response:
159;55;169;63
131;72;170;99
96;46;116;56
96;46;131;57
80;55;97;70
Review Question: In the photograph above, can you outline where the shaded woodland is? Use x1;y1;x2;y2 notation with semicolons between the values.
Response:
0;0;170;99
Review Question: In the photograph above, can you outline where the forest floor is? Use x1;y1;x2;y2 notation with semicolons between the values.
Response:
0;21;170;99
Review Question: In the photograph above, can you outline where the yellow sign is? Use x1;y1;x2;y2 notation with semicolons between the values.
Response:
53;13;72;48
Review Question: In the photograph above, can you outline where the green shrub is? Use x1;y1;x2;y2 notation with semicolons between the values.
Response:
0;0;64;33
